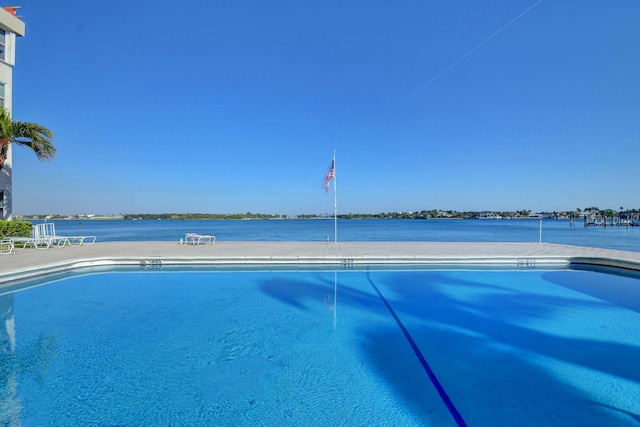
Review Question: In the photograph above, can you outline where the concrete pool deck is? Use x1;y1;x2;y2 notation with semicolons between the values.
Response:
2;241;640;283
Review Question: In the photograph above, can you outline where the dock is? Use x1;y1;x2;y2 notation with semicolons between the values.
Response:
582;215;637;227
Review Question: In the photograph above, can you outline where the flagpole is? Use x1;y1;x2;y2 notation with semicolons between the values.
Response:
333;149;337;243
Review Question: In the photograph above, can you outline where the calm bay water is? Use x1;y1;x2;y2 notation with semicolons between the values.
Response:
38;218;640;252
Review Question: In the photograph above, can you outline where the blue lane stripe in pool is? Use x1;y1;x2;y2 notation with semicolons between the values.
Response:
366;272;468;427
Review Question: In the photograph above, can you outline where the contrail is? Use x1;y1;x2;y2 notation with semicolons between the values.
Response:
372;0;544;125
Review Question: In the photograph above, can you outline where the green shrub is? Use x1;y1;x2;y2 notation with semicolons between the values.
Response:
0;220;33;238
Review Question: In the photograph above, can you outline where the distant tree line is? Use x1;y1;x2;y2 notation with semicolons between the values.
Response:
122;213;283;220
18;206;640;221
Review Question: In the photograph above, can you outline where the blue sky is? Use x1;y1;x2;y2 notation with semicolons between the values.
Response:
10;1;640;216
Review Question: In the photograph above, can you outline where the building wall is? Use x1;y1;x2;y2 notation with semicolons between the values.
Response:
0;48;14;221
0;9;25;220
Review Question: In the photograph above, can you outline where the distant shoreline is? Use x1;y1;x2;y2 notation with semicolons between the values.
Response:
17;216;566;221
15;209;628;222
17;208;623;222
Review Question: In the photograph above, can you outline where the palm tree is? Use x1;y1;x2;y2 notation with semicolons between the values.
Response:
0;109;55;170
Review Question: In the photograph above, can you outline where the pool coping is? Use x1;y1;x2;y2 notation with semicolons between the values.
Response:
2;241;640;284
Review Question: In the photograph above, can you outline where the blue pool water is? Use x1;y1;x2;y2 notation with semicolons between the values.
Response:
40;218;640;252
2;267;639;426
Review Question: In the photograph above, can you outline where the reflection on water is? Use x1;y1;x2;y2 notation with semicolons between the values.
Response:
322;272;338;329
0;294;19;426
0;295;59;426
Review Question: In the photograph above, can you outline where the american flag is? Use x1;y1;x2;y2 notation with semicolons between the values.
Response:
324;160;335;192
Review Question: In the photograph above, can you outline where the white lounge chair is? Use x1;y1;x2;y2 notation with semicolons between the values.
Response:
184;233;216;245
36;223;96;247
8;226;53;249
0;239;14;255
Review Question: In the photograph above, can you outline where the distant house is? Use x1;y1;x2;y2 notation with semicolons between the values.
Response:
478;211;502;219
0;8;25;220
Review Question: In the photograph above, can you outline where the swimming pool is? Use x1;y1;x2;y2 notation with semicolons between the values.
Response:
1;266;639;426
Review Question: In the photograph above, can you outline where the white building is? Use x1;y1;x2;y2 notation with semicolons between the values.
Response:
0;7;24;220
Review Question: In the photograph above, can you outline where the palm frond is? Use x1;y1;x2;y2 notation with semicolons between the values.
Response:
11;122;56;160
0;109;56;166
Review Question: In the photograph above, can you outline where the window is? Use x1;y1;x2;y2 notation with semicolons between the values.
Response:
0;82;4;109
0;29;5;62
